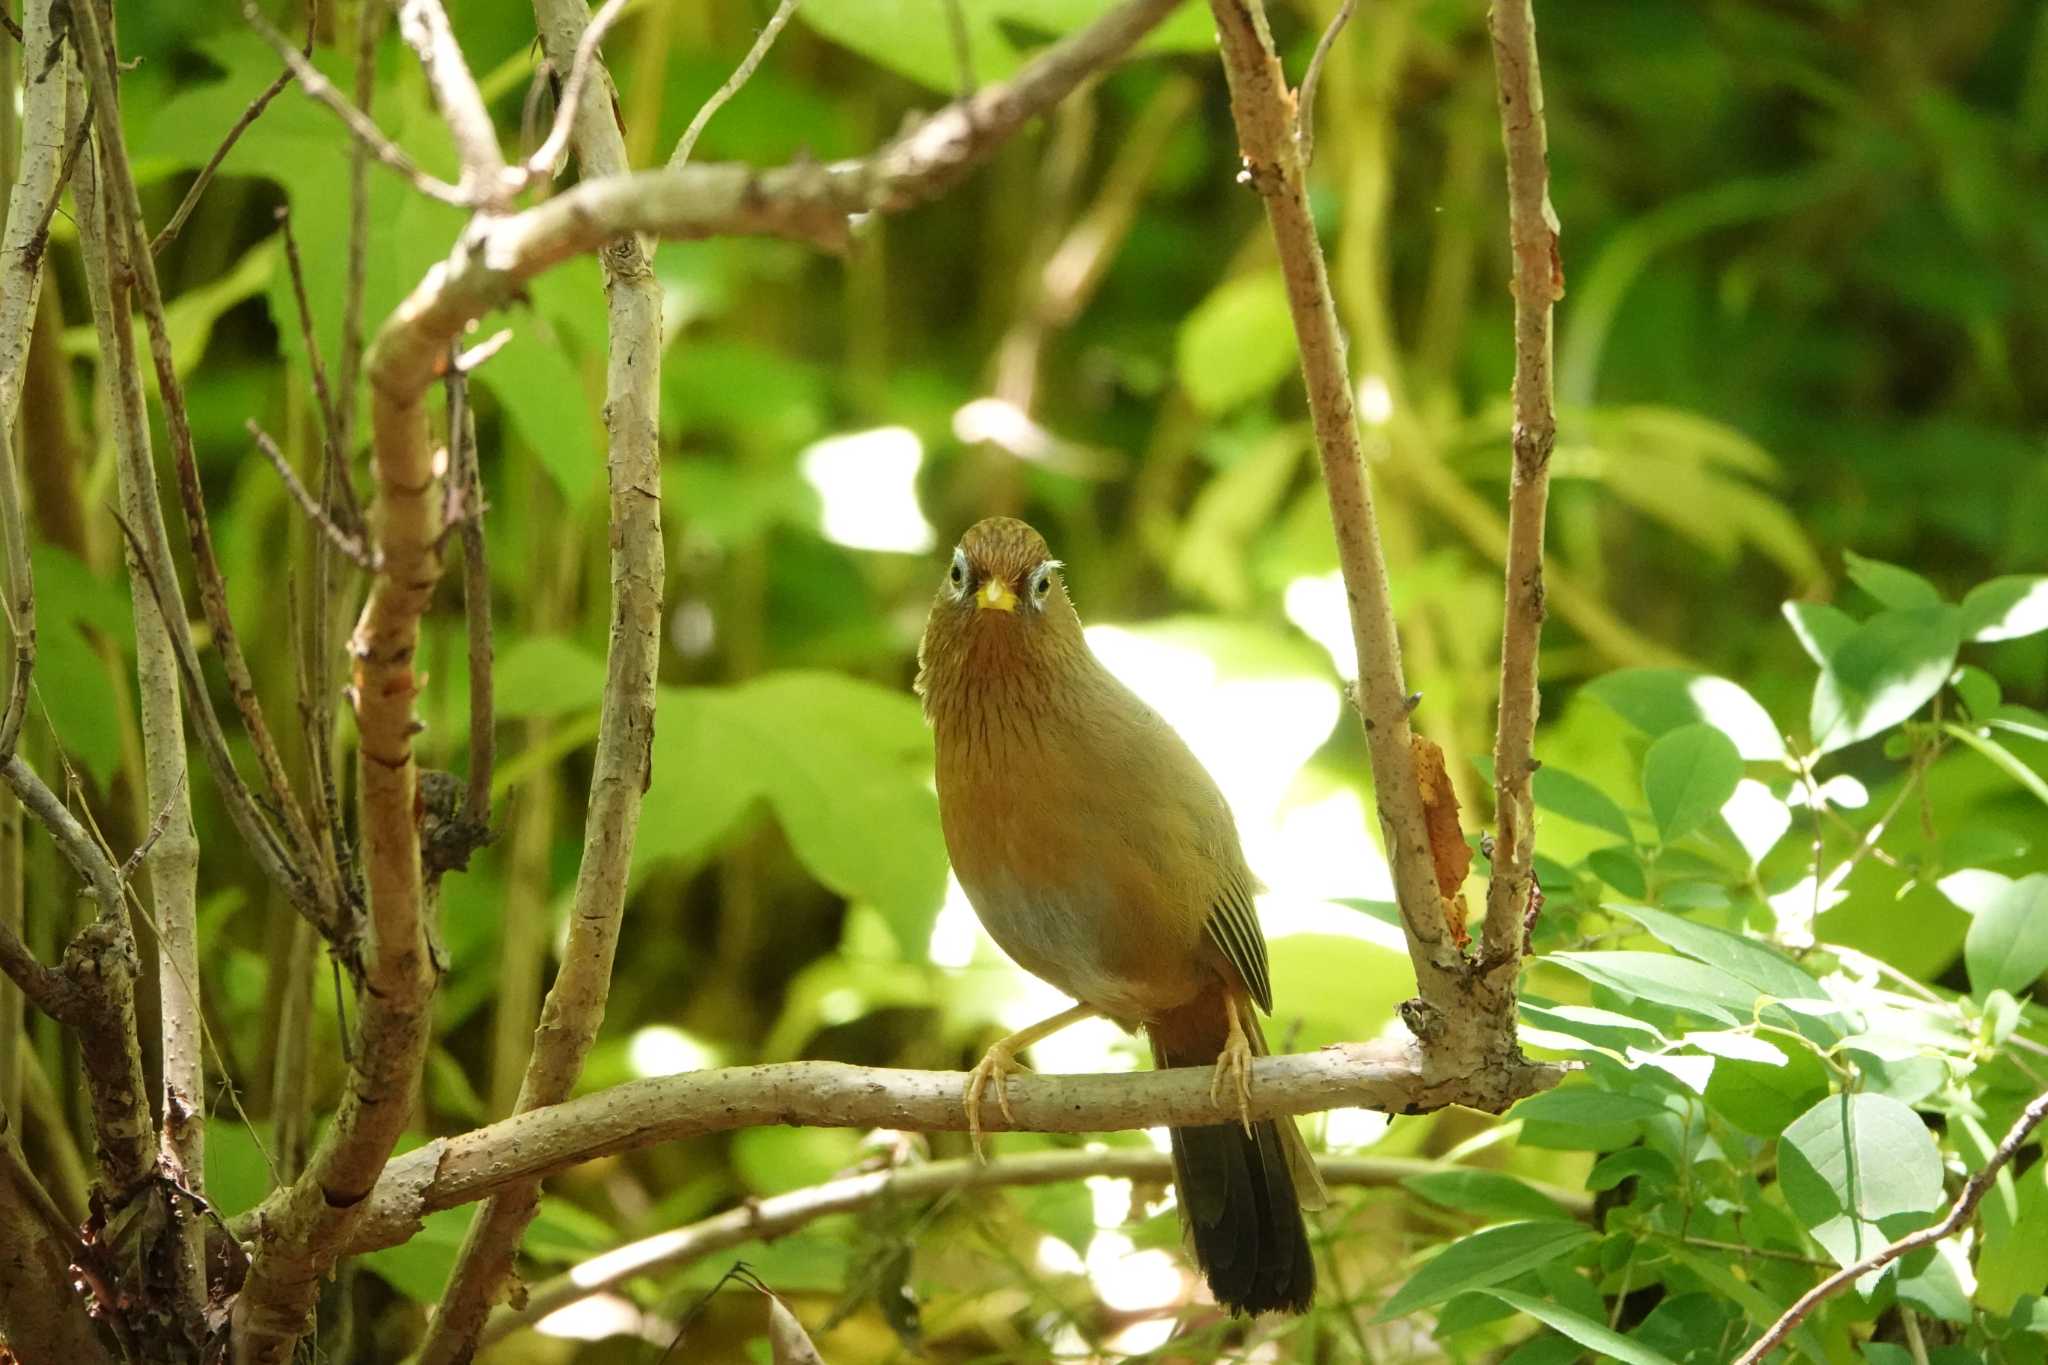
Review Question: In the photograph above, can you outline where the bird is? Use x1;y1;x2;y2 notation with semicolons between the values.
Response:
915;515;1325;1317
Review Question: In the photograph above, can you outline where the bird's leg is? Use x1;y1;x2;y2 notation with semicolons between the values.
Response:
1210;993;1256;1135
964;1002;1099;1162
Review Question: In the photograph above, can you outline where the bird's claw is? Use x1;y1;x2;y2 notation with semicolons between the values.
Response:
964;1044;1026;1163
1211;1005;1256;1135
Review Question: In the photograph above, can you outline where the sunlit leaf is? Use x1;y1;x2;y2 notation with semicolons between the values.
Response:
1779;1093;1944;1232
1810;606;1961;753
1642;723;1744;843
1783;599;1857;667
1532;765;1635;842
1937;870;2048;998
1479;1289;1681;1365
1960;575;2048;642
1547;950;1759;1024
1585;669;1785;761
1843;550;1943;610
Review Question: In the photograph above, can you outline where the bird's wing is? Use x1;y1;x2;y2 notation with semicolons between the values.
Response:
1204;876;1272;1013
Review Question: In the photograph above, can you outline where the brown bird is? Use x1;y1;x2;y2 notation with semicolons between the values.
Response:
916;516;1326;1316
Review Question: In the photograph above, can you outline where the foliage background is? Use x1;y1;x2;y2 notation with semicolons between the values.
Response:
8;0;2047;1360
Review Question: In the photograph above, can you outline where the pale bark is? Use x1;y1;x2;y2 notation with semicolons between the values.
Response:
230;1042;1564;1258
413;0;665;1349
1205;0;1471;1049
1479;0;1559;977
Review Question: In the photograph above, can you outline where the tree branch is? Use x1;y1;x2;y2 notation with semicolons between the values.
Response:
485;1146;1593;1344
1478;0;1558;974
225;1044;1563;1257
413;0;664;1351
394;0;508;203
229;3;1195;1355
1732;1086;2048;1365
0;1115;110;1364
1205;0;1472;1046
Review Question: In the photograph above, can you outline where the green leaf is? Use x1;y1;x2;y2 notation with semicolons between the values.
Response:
1978;1153;2048;1314
1176;271;1299;413
1478;1289;1681;1365
1606;904;1829;1003
1269;934;1411;1050
1810;606;1961;753
1783;600;1857;667
1375;1221;1595;1321
1400;1170;1572;1223
1585;669;1785;761
1705;1040;1831;1137
1988;705;2048;743
1952;664;2001;718
493;635;610;719
202;1119;275;1220
1642;723;1744;842
29;546;127;782
1512;1087;1669;1127
1532;766;1635;842
1586;1147;1679;1192
1844;550;1943;610
1960;576;2048;642
1938;870;2048;998
1547;951;1760;1024
362;1207;466;1301
473;314;603;502
1779;1093;1945;1231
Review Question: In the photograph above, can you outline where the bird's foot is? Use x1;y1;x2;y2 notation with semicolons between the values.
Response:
1211;1001;1255;1135
964;1043;1028;1163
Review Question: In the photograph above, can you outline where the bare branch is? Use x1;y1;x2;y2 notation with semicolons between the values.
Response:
151;9;311;253
522;0;632;182
446;362;494;833
394;0;508;201
1206;0;1472;1046
231;1043;1566;1258
1479;0;1559;975
241;0;471;207
487;1146;1593;1344
0;0;70;425
336;0;383;464
414;0;661;1351
1734;1087;2048;1365
669;0;800;169
1296;0;1355;166
247;421;378;570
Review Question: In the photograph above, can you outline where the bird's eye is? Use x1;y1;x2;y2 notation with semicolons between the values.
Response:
1027;560;1060;608
948;550;970;596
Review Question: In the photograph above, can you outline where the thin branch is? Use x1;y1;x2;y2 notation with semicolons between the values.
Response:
0;1118;109;1363
393;0;508;202
229;1043;1566;1257
336;0;382;465
0;0;69;425
448;360;493;835
274;204;356;524
1296;0;1355;166
1732;1087;2048;1365
241;0;471;207
414;0;660;1351
521;0;632;182
486;1147;1594;1344
151;8;312;253
669;0;799;169
1477;0;1557;974
247;421;378;570
1206;0;1471;1044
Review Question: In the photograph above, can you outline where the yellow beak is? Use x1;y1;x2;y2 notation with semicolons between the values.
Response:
976;578;1018;613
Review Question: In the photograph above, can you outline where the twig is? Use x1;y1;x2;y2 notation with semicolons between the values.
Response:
393;0;508;202
241;0;472;207
229;1041;1567;1258
273;205;358;525
943;0;976;98
75;0;332;926
1206;0;1470;1042
118;769;188;882
151;8;312;252
446;359;494;834
1296;0;1355;166
486;1147;1592;1343
520;0;632;182
413;0;661;1354
1478;0;1557;976
1732;1087;2048;1365
336;0;381;464
0;0;76;424
669;0;798;169
0;10;21;44
247;422;378;570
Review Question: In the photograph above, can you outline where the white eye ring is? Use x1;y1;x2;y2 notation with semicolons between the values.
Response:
949;549;971;597
1026;560;1061;608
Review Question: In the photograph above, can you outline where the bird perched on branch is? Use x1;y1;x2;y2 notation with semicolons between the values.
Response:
916;516;1325;1316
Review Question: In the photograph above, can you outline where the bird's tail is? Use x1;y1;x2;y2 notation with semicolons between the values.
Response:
1150;1000;1321;1316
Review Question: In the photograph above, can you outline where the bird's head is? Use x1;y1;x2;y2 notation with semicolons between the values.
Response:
916;517;1084;716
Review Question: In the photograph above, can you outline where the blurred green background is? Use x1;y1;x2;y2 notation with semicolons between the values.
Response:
11;0;2047;1359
